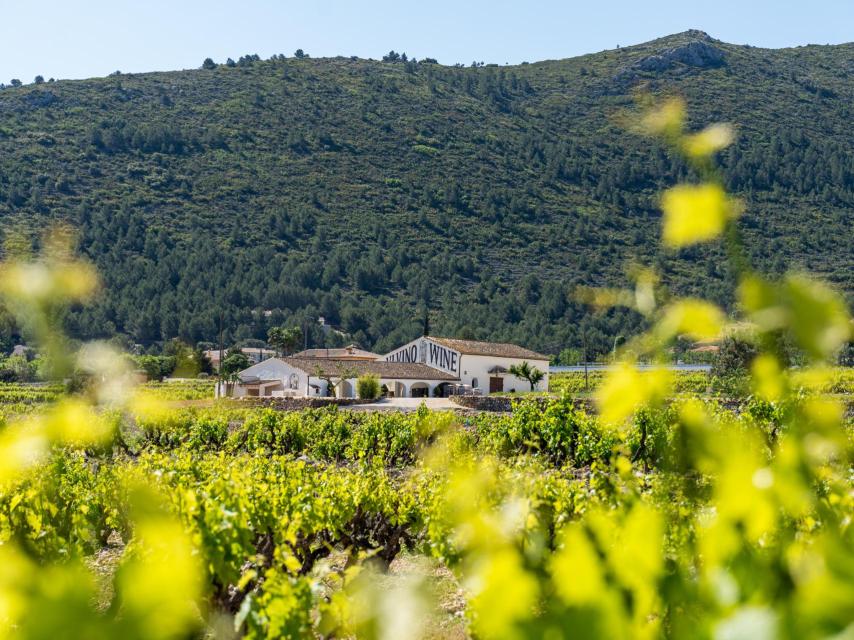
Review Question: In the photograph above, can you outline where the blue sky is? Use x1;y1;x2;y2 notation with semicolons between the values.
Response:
2;0;852;83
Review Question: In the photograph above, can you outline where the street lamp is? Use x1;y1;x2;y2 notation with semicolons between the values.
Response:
612;335;624;362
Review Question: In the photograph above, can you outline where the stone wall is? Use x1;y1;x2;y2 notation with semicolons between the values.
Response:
449;395;514;412
237;397;363;411
449;395;595;413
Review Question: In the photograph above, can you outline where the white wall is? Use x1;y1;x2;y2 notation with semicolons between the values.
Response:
224;359;325;398
458;355;550;393
329;377;444;399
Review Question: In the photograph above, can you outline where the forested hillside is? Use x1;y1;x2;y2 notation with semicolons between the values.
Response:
0;30;851;355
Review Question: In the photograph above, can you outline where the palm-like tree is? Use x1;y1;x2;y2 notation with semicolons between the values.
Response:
508;361;545;391
268;326;302;357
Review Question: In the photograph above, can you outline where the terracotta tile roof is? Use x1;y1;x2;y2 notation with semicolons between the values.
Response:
292;345;381;360
281;357;459;381
427;337;549;360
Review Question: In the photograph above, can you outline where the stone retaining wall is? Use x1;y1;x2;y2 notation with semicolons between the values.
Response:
449;395;595;413
450;395;854;417
238;397;363;411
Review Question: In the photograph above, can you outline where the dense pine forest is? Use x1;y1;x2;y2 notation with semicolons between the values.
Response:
0;30;851;356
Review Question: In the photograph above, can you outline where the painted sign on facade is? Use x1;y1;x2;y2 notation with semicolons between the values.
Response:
425;341;459;375
385;339;460;375
385;343;419;364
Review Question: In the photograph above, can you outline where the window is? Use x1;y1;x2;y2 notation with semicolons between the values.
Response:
471;377;479;389
289;373;299;390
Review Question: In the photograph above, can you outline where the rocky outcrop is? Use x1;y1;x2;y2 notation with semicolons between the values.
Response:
612;34;726;91
0;89;59;113
634;41;726;72
24;90;58;109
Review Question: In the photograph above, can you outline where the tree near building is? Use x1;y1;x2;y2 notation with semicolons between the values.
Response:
194;347;213;375
220;351;250;377
508;361;545;391
558;347;582;365
281;327;302;355
219;351;249;396
268;326;302;357
133;354;176;381
267;327;284;356
163;338;202;377
314;364;358;398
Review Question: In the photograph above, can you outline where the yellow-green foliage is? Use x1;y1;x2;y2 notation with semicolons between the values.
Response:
0;102;852;640
0;382;65;420
355;374;381;400
139;379;215;401
550;369;711;395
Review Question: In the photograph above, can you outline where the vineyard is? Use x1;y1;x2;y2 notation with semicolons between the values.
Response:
2;394;852;638
137;379;217;401
1;102;853;639
0;379;214;417
549;370;712;396
0;382;65;419
550;369;854;396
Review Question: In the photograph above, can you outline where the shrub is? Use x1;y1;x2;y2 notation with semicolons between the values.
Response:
347;412;416;466
356;374;380;400
187;415;229;449
710;335;757;396
0;355;38;382
231;409;306;454
132;355;176;381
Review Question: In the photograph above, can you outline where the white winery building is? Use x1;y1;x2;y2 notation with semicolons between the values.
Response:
217;336;549;399
383;336;550;394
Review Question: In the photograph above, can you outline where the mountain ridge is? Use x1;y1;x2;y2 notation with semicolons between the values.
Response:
0;31;851;356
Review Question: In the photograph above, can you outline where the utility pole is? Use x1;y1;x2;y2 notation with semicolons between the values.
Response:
217;311;224;397
218;313;224;371
583;333;589;394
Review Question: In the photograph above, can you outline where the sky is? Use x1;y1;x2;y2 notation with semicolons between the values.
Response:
1;0;852;83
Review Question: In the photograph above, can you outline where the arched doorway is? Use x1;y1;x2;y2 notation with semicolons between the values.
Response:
394;381;408;398
339;380;354;398
435;382;454;398
410;382;430;398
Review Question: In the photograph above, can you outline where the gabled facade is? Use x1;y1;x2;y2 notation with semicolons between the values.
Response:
384;336;550;394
